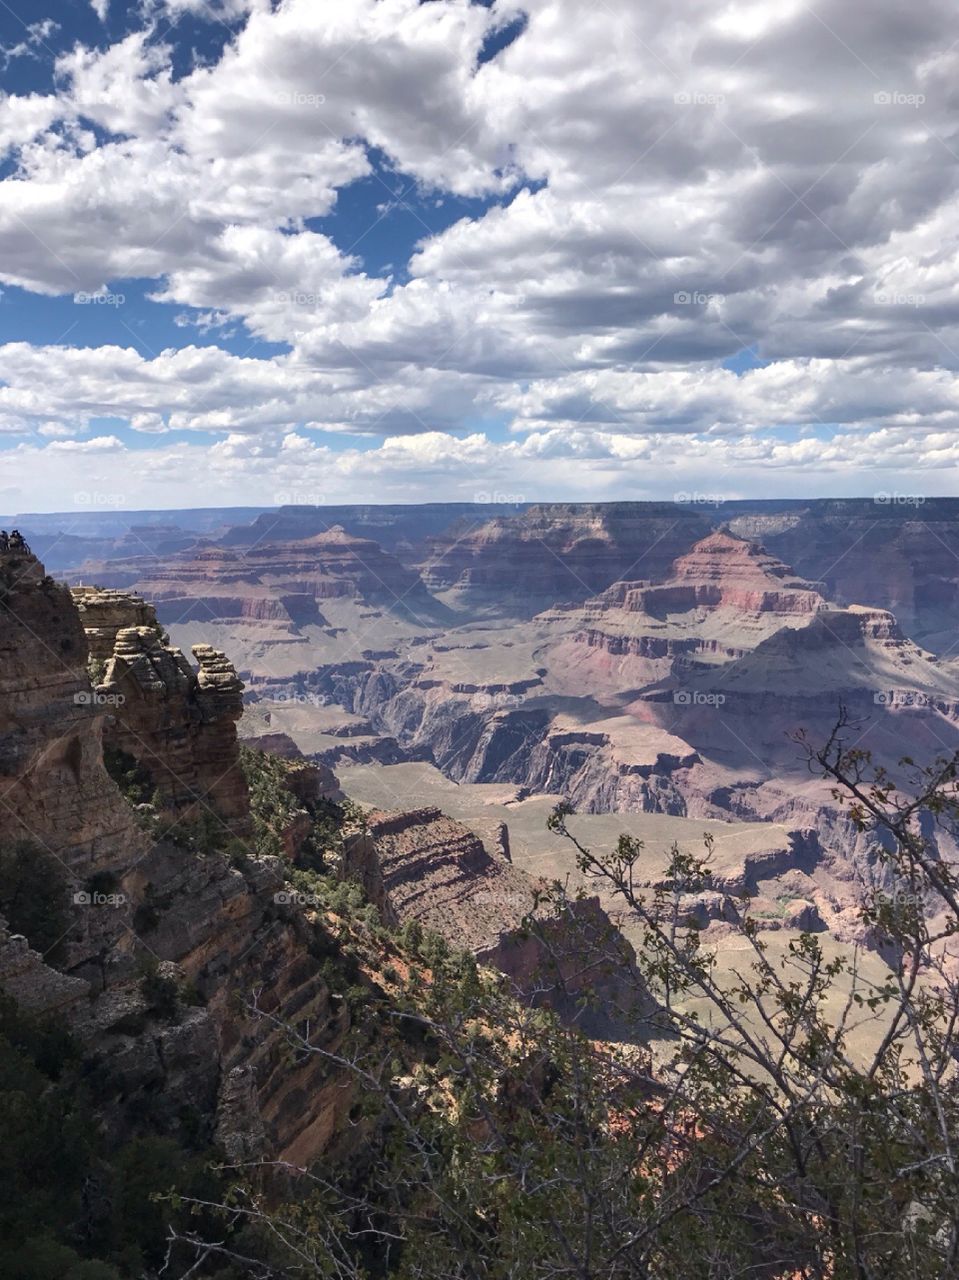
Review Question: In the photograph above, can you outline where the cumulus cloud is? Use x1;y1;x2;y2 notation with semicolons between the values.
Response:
1;0;958;502
9;424;959;514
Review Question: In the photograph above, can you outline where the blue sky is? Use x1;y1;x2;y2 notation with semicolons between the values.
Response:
0;0;957;511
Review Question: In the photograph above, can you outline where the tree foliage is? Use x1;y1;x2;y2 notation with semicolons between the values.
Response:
172;716;959;1278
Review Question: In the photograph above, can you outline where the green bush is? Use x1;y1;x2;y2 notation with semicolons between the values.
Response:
0;994;234;1275
0;840;70;958
103;745;155;808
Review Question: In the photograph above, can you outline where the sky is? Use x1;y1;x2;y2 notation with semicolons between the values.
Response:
0;0;958;511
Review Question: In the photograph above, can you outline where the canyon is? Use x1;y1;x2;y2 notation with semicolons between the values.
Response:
3;498;956;1272
43;499;959;987
0;538;651;1181
7;499;959;1069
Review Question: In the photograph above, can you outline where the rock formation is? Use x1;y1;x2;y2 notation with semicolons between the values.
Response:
419;502;713;616
218;502;533;555
73;584;160;661
624;604;959;840
0;545;141;878
72;587;252;838
345;806;647;1035
542;531;827;699
241;732;344;860
72;526;449;631
721;498;959;651
0;554;366;1164
3;551;660;1178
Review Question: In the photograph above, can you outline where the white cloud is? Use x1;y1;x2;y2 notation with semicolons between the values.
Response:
0;93;61;158
1;0;959;503
44;434;125;452
8;423;959;513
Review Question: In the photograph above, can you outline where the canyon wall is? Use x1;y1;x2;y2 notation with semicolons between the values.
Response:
720;499;959;650
345;805;648;1036
419;502;713;615
0;555;359;1165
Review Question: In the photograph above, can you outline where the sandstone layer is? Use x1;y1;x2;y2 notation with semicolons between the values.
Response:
419;502;713;615
73;586;252;838
346;805;647;1035
74;526;448;633
542;530;827;698
1;555;355;1165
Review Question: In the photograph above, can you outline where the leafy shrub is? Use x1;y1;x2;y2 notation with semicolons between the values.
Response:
0;840;70;957
103;745;155;808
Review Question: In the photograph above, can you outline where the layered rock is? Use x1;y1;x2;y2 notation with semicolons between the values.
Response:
623;605;959;838
80;596;252;838
541;532;826;699
721;498;959;651
73;526;447;630
241;732;344;860
0;545;141;878
221;501;532;556
72;584;160;661
346;806;647;1033
73;545;327;635
0;554;367;1165
635;531;825;615
419;503;712;616
0;918;89;1015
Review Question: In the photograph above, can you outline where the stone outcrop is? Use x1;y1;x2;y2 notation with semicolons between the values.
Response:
346;806;537;945
72;585;161;661
721;497;959;652
72;526;449;630
620;605;959;846
611;531;825;616
0;555;365;1165
73;589;252;838
220;501;533;555
242;732;344;860
0;546;142;878
345;806;648;1035
540;532;826;699
0;917;89;1014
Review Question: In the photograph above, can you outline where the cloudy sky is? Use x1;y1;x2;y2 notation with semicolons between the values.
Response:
0;0;957;511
